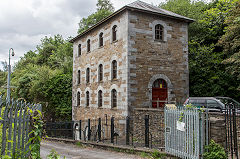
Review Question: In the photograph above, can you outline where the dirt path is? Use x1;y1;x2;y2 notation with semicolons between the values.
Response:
40;140;145;159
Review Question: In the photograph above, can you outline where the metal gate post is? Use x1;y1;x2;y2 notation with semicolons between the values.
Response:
98;118;101;141
232;106;239;159
145;115;149;148
111;117;114;143
126;116;130;145
88;119;91;141
79;120;82;140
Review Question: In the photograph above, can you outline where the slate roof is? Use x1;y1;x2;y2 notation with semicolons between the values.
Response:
70;0;194;43
126;1;194;22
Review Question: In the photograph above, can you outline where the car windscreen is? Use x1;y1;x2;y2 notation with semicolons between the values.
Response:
188;99;205;107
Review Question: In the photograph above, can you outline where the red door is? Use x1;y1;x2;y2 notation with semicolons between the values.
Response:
152;79;168;108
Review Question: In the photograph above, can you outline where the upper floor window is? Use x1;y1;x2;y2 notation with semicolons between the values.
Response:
112;60;117;80
86;91;89;107
99;32;103;47
112;25;117;42
98;64;103;82
87;39;90;52
86;68;90;83
77;70;81;85
77;91;80;106
111;89;117;108
78;44;81;56
155;24;163;40
98;90;103;108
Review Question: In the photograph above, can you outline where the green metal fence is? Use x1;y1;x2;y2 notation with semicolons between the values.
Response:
0;95;41;158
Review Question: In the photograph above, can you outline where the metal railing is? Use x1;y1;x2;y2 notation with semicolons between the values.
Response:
0;95;42;158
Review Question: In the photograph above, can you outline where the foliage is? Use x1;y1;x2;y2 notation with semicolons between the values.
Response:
47;149;65;159
160;0;240;101
160;0;208;41
28;108;43;159
151;150;166;159
9;34;73;121
78;0;114;34
43;74;72;121
219;1;240;90
203;140;227;159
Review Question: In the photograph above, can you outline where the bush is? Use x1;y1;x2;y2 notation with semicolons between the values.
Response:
203;140;227;159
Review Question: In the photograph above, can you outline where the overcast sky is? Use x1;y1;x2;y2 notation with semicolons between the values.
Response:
0;0;163;69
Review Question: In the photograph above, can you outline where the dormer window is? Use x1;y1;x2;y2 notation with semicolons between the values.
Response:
87;39;90;52
112;25;117;42
99;32;103;47
155;24;163;40
78;44;81;56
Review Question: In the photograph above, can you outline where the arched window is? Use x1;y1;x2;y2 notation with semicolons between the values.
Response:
98;64;103;82
99;32;103;47
87;39;90;52
98;90;103;107
111;89;117;108
77;70;81;85
86;91;90;107
86;68;90;83
78;44;81;56
112;60;117;80
77;91;80;106
112;25;117;42
155;24;163;40
152;79;167;88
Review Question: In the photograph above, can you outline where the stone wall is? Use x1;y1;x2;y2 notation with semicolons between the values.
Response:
72;11;129;120
132;108;165;148
128;11;189;110
208;112;240;148
131;108;240;149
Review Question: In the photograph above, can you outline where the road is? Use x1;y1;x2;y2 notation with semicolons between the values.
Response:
40;140;145;159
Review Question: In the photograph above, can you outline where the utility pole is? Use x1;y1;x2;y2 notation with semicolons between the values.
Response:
7;48;14;104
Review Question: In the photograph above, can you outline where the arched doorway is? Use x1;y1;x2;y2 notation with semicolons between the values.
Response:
152;79;168;108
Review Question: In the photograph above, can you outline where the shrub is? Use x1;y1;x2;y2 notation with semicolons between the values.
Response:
203;140;227;159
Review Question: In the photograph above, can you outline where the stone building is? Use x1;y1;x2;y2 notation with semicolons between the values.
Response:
70;1;193;120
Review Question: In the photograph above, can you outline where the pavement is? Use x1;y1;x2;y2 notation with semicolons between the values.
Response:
40;140;145;159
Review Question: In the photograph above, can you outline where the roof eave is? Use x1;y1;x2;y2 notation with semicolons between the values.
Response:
70;6;127;43
126;6;195;23
70;6;195;43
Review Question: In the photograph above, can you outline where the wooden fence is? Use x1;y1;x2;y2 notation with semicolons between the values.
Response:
0;95;41;158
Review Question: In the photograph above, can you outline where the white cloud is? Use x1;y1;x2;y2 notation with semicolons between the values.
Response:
0;0;164;70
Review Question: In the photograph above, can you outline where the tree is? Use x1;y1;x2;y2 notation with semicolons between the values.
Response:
11;35;73;121
219;1;240;90
160;0;208;41
43;74;72;121
78;0;114;34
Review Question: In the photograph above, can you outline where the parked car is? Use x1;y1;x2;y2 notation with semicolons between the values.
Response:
184;97;240;113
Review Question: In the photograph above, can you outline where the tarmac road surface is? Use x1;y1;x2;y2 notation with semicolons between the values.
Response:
40;140;144;159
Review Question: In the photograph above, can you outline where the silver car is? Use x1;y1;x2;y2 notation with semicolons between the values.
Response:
184;97;240;113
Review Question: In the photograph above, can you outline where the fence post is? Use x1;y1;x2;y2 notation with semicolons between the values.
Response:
79;120;82;140
111;117;114;144
232;106;239;159
98;118;101;141
145;115;149;148
88;119;91;141
126;116;130;145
